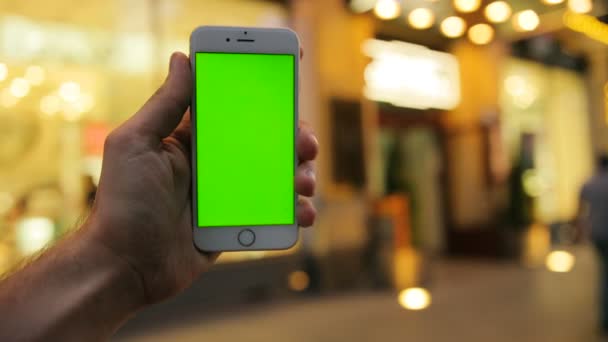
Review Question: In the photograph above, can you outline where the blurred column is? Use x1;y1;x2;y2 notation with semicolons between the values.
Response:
443;41;507;229
586;43;608;156
291;0;378;290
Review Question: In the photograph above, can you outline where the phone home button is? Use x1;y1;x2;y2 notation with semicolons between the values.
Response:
237;229;255;247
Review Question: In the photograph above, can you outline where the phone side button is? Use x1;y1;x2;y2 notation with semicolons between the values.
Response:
237;229;256;247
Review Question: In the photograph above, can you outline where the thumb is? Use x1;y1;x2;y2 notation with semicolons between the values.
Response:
126;52;192;140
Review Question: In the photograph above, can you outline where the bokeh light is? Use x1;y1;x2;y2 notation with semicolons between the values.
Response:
40;95;61;116
16;217;55;255
25;65;45;86
485;1;512;23
288;270;310;292
542;0;565;4
568;0;592;13
77;93;95;113
468;23;494;45
513;10;540;32
59;81;81;103
374;0;401;20
440;16;467;38
546;250;575;273
0;63;7;82
398;288;432;310
9;78;30;98
408;8;435;30
454;0;481;13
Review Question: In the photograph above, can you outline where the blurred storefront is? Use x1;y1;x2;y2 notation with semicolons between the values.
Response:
0;0;299;290
294;0;608;291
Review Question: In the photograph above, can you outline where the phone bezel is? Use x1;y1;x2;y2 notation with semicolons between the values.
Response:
190;26;300;252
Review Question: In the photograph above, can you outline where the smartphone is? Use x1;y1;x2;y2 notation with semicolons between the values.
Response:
190;26;300;252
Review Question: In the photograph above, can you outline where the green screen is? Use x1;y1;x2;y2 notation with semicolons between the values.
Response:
195;52;295;227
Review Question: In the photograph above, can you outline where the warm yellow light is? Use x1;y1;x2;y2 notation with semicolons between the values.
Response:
522;169;545;197
9;78;30;98
398;288;431;310
568;0;592;13
59;81;81;103
440;16;467;38
75;93;95;113
542;0;565;4
374;0;401;20
16;217;55;255
350;0;376;13
0;63;7;82
288;270;310;292
454;0;481;13
546;250;575;273
0;89;17;107
408;8;435;30
505;74;539;109
25;65;45;86
513;10;540;32
485;1;512;23
40;95;61;116
468;23;494;45
62;105;84;122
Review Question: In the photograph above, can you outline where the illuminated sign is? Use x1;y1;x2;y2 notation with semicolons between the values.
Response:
362;39;461;110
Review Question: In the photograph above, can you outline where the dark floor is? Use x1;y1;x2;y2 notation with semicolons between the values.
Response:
114;246;601;342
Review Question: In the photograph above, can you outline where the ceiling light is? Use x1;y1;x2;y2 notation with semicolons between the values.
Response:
440;16;467;38
485;1;512;23
542;0;565;4
468;23;495;45
568;0;592;13
408;8;435;30
513;10;540;32
374;0;402;20
454;0;481;13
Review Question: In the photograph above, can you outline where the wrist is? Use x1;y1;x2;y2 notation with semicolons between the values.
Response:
79;219;148;313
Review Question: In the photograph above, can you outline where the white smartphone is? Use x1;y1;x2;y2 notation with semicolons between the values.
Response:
190;26;300;252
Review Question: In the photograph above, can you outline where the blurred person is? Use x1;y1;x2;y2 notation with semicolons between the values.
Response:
579;154;608;335
0;52;318;341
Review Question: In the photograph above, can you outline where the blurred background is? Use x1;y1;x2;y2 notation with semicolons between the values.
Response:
0;0;606;341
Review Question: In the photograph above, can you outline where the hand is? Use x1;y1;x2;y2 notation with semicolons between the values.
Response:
84;52;318;306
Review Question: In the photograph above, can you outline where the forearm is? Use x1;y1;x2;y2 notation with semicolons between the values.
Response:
0;221;145;342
